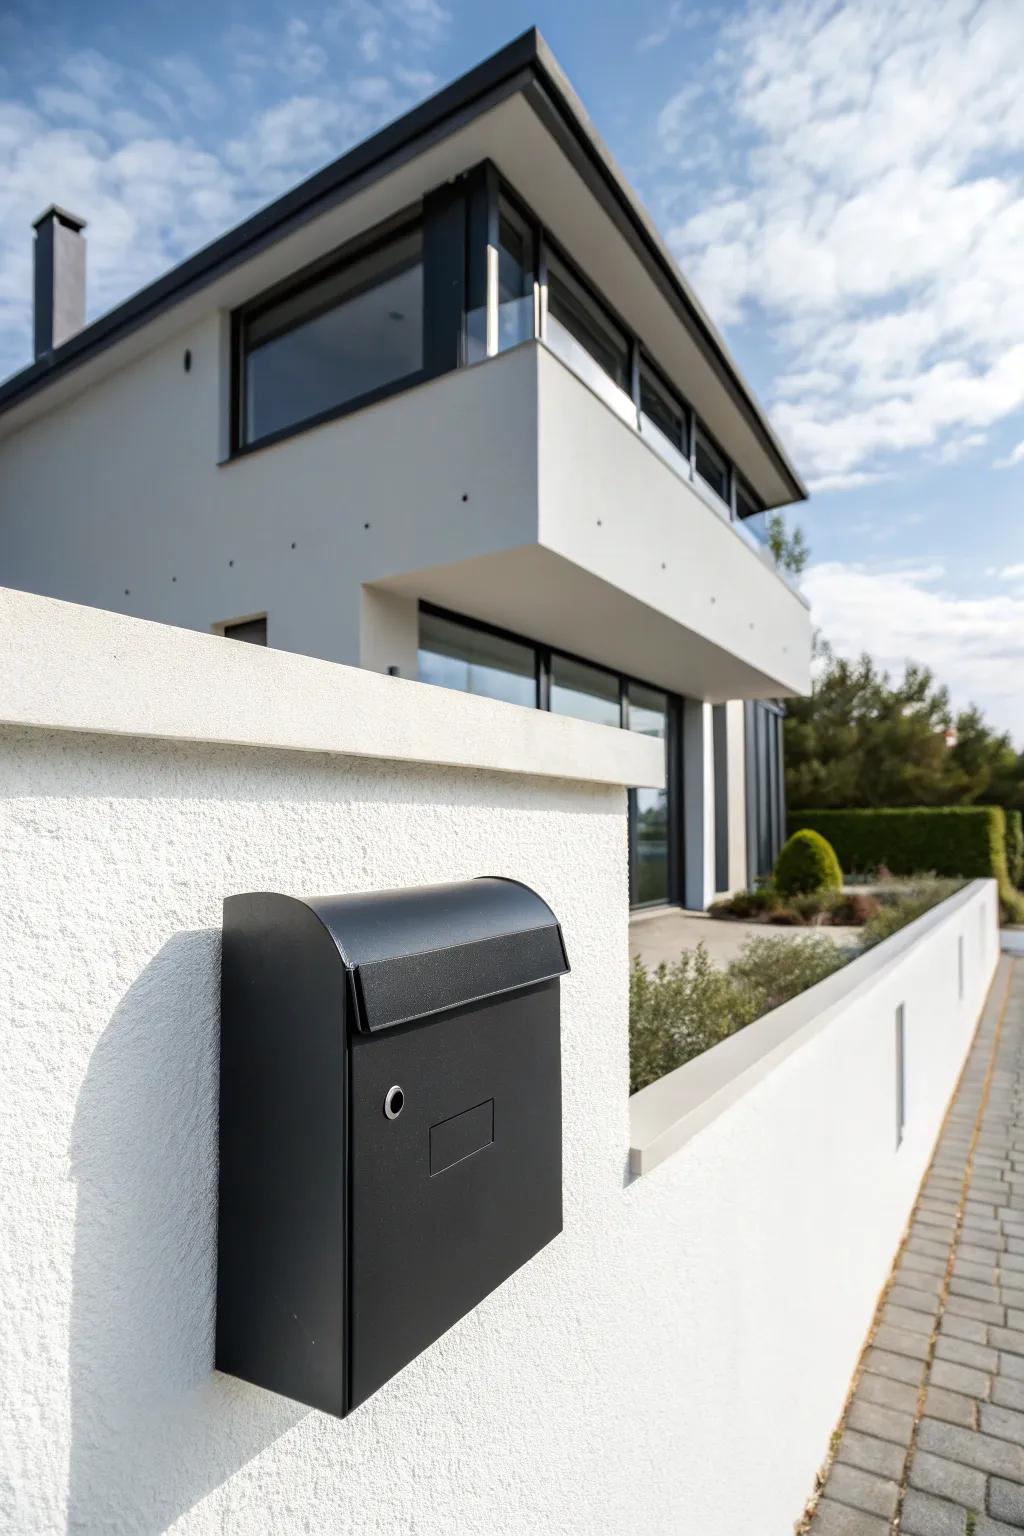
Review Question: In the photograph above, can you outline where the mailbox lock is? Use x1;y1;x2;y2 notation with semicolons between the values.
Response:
383;1085;405;1120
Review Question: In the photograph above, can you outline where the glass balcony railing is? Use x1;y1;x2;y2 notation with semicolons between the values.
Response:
545;314;638;429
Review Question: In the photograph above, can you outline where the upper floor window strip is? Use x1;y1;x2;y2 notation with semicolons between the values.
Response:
239;222;424;450
229;163;770;530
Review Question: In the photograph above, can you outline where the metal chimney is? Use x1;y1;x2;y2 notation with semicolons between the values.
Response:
33;206;87;359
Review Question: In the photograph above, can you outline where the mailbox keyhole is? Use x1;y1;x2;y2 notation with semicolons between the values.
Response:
384;1085;405;1120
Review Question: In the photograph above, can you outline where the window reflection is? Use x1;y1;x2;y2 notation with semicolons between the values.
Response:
243;228;423;446
417;611;536;709
629;684;670;905
497;202;535;353
550;654;620;727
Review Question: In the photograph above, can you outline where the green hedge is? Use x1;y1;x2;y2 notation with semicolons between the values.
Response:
788;807;1002;879
1006;810;1023;888
789;806;1024;922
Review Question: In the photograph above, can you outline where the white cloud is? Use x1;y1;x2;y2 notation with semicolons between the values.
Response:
995;439;1024;469
804;560;1024;742
997;564;1024;581
656;0;1024;485
0;8;450;380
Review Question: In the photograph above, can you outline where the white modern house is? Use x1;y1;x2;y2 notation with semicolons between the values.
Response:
0;29;809;910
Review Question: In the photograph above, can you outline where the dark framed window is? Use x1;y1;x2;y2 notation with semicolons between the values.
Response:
695;426;730;503
496;197;536;354
546;251;631;392
745;699;786;881
417;607;537;709
550;653;621;728
626;682;672;907
237;222;424;450
221;615;267;645
417;602;684;909
639;359;689;456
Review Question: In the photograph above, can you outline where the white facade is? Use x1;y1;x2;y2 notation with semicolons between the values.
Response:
0;33;808;904
0;591;998;1535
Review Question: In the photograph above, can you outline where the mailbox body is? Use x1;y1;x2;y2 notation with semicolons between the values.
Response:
217;878;567;1416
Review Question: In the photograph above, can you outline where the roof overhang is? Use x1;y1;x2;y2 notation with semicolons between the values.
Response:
0;28;807;507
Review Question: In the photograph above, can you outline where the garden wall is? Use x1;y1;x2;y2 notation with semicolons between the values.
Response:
0;587;1001;1536
631;873;1000;1529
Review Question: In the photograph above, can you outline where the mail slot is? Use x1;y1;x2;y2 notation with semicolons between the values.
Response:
216;876;568;1416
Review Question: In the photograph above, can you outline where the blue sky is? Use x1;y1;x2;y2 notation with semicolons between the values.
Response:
2;0;1022;739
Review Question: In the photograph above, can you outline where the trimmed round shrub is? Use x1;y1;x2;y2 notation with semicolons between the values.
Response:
774;829;843;897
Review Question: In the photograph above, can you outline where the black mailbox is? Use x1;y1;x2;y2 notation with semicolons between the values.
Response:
216;876;569;1416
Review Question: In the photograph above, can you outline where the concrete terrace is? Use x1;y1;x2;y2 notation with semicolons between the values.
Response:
806;954;1024;1534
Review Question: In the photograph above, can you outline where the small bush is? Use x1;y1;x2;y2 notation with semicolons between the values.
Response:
829;892;882;926
774;829;843;897
860;877;964;949
715;887;780;920
726;933;847;1015
629;948;755;1093
629;934;847;1092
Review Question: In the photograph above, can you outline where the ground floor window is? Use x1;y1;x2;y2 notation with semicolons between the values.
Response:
416;604;684;908
745;699;786;882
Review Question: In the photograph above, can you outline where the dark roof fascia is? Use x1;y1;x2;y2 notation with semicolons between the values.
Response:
0;27;808;503
524;35;806;504
0;31;539;418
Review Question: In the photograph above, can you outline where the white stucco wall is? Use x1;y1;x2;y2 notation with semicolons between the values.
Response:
0;596;996;1536
630;878;999;1528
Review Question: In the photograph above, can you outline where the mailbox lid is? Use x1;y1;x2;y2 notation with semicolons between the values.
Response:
307;877;569;1034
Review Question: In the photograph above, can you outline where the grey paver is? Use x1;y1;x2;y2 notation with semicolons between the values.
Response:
804;962;1024;1531
862;1346;925;1386
943;1312;991;1345
835;1428;905;1480
989;1327;1024;1356
976;1515;1024;1535
999;1351;1024;1380
980;1400;1024;1445
857;1370;919;1413
846;1398;914;1445
988;1477;1024;1526
908;1447;986;1506
951;1276;1004;1304
917;1417;1024;1477
930;1357;992;1398
924;1384;978;1427
875;1323;931;1362
946;1293;1005;1325
991;1374;1024;1412
901;1488;968;1535
956;1258;1000;1284
935;1334;1000;1372
810;1496;889;1534
889;1283;942;1314
884;1302;937;1336
821;1460;898;1518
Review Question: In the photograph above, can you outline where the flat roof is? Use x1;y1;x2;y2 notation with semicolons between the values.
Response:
0;28;807;504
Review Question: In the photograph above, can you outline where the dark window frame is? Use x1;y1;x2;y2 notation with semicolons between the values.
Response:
227;156;770;524
694;421;732;507
231;204;429;458
638;351;690;457
418;600;684;908
544;245;632;394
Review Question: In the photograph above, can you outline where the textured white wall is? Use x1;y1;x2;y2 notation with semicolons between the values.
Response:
0;598;997;1536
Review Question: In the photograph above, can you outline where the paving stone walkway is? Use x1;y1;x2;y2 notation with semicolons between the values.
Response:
807;955;1024;1535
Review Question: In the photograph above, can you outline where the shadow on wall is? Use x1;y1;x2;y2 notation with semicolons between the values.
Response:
68;929;307;1534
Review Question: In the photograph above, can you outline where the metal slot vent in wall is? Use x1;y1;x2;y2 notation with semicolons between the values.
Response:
895;1003;906;1149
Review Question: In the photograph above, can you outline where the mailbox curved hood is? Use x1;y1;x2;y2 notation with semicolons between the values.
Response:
304;876;570;1034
